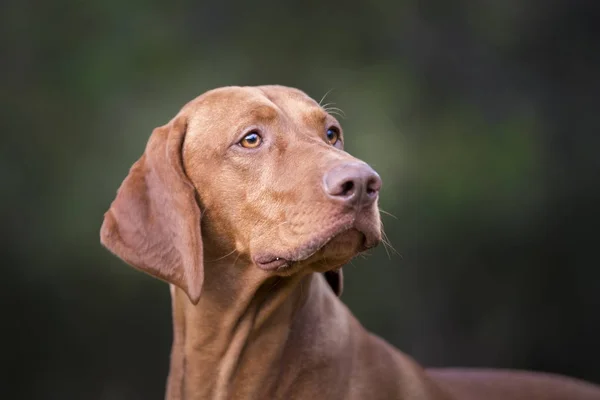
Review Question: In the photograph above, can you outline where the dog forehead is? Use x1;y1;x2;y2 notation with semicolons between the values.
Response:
183;85;319;117
256;85;316;104
181;86;327;136
182;86;267;116
256;85;323;117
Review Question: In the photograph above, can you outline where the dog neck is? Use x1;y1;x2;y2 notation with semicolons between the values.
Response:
165;261;350;400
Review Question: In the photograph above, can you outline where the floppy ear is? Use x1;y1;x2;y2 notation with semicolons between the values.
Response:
100;116;203;304
323;268;343;297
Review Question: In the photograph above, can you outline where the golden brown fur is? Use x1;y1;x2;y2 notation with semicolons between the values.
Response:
101;85;600;399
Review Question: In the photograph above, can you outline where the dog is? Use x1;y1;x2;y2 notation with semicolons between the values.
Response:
101;85;600;399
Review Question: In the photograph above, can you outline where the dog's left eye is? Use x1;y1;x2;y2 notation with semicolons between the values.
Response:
326;127;340;146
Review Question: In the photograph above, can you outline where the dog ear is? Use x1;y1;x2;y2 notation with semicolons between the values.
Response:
323;269;343;297
100;116;203;304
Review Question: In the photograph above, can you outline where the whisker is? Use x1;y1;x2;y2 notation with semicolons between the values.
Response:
319;89;335;106
231;251;243;267
380;225;401;258
323;106;347;119
383;241;402;259
324;106;346;116
206;248;237;262
322;102;346;112
379;208;398;219
325;110;346;119
381;235;392;260
379;220;391;260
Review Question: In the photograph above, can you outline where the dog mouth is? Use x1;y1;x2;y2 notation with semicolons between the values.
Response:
254;220;378;271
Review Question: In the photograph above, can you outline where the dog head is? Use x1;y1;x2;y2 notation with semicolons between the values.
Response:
101;85;382;303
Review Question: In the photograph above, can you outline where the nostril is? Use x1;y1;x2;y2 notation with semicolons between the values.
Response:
340;180;355;197
366;177;381;196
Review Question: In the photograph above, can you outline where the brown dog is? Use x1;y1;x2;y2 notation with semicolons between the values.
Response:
101;85;600;399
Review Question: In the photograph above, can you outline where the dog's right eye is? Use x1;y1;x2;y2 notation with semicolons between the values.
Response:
239;132;262;149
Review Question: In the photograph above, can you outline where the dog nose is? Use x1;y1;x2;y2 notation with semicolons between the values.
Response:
324;162;382;208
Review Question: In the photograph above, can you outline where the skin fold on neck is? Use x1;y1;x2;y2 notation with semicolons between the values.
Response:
165;256;351;400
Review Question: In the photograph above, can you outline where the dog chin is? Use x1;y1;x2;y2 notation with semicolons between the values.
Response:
305;228;366;272
256;228;372;276
254;217;380;273
318;228;365;258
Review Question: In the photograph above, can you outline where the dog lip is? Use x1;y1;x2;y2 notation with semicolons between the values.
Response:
254;211;381;272
254;256;291;271
254;219;362;271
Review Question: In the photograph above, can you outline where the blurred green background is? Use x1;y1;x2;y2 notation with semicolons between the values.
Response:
2;0;599;399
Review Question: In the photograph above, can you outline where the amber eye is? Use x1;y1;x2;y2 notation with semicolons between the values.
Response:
326;127;340;145
239;131;262;148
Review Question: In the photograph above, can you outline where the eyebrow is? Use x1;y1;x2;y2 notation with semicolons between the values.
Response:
230;104;279;139
303;108;328;126
247;105;279;122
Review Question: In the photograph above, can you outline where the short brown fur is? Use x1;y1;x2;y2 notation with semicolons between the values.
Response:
101;85;600;400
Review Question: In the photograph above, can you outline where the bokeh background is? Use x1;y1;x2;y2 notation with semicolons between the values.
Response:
2;1;599;399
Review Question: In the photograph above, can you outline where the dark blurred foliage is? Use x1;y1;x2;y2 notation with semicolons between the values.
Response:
1;0;599;398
